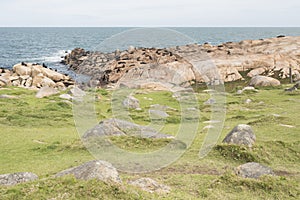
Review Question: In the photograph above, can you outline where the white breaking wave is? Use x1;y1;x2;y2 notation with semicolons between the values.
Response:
42;50;71;63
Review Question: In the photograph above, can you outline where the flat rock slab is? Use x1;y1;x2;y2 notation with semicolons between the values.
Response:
235;162;274;179
0;172;38;186
223;124;256;147
0;94;18;99
36;86;59;98
83;118;174;139
56;160;122;184
128;178;171;194
249;76;281;87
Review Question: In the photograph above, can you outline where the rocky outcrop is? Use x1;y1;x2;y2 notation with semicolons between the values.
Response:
0;63;74;89
249;75;281;87
223;124;256;147
56;160;122;184
128;178;171;194
63;36;300;89
235;162;274;179
83;118;174;139
0;172;38;186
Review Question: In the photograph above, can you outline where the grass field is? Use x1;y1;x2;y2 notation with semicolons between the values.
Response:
0;83;299;199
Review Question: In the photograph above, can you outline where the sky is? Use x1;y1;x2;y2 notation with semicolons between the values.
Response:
0;0;299;27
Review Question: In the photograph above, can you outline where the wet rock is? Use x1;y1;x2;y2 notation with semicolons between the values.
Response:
0;172;38;186
235;162;274;179
223;124;256;147
128;178;171;194
56;160;121;183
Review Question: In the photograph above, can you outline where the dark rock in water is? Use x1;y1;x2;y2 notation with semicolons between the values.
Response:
83;118;174;139
56;160;121;183
277;35;285;38
235;162;274;179
223;124;256;147
0;172;38;186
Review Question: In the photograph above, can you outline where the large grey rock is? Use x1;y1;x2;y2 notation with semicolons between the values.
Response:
122;95;140;109
249;76;281;87
128;178;171;194
223;124;256;147
35;86;59;98
56;160;121;183
235;162;274;179
0;172;38;186
83;118;174;139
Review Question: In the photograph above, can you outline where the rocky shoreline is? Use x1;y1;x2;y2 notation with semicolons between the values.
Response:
1;35;300;91
0;63;74;90
62;35;300;89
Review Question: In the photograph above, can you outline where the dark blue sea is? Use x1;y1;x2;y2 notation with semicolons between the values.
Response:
1;27;300;75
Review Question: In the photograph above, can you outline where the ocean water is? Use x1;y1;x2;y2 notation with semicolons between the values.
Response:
1;27;300;75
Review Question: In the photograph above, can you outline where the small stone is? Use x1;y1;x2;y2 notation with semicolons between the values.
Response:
204;98;216;105
149;109;169;119
128;178;171;194
122;95;140;109
235;162;274;179
236;90;243;94
244;99;252;104
59;94;73;100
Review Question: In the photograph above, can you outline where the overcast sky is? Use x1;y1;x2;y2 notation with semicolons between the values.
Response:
0;0;299;27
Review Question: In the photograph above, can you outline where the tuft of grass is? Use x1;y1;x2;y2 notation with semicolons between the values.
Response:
213;144;259;163
211;172;300;199
0;176;153;200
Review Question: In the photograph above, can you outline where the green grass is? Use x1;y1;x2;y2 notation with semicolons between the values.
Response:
0;84;299;199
